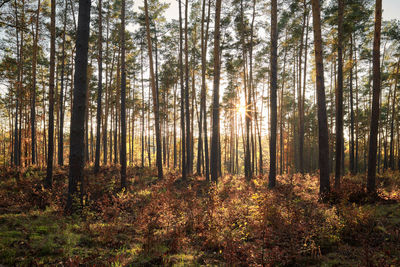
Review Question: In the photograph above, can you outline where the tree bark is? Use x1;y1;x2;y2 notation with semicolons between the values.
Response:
210;0;222;182
335;0;344;189
298;2;307;175
45;0;56;188
120;0;127;188
367;0;382;194
269;0;277;188
66;0;91;212
31;0;40;165
144;0;163;179
184;0;192;175
311;0;330;197
389;58;399;169
179;0;187;179
102;2;111;165
94;0;103;173
58;0;67;166
349;34;355;174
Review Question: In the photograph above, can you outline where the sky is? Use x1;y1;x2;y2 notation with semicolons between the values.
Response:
382;0;400;21
132;0;400;22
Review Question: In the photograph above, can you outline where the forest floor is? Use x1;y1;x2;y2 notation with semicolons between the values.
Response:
0;166;399;266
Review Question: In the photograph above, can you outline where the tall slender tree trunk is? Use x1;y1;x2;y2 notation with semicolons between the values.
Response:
349;34;355;174
141;43;145;167
367;0;382;194
66;0;91;212
144;0;163;179
184;0;192;175
84;63;90;163
302;13;310;172
280;32;288;175
269;0;277;188
200;0;211;180
210;0;222;182
31;0;40;165
249;0;259;175
354;40;360;172
173;85;177;168
298;3;307;175
94;0;103;173
389;58;399;169
335;0;344;189
311;0;330;197
45;0;56;188
114;52;120;165
102;2;110;165
120;0;127;188
179;0;187;179
197;0;206;174
240;0;251;181
14;0;21;167
58;0;67;166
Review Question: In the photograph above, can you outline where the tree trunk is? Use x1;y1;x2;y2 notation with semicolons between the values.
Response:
173;84;177;168
298;2;307;175
45;0;56;188
14;0;21;167
184;0;192;175
120;0;127;188
367;0;382;194
141;43;145;167
389;58;399;169
240;0;251;181
144;0;163;179
31;0;40;165
179;0;187;179
280;32;288;175
66;0;91;212
311;0;330;197
302;13;310;172
102;3;111;165
349;34;355;174
269;0;278;188
200;0;211;180
94;0;103;173
58;0;67;166
210;0;222;182
335;0;344;189
354;39;360;173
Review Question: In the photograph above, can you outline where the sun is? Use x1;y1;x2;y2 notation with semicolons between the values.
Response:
237;104;246;118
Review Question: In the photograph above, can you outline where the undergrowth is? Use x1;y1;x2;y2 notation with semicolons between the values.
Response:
0;166;399;266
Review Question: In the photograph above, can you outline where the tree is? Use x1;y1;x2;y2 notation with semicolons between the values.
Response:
241;0;251;181
145;0;163;180
269;0;277;188
31;0;40;165
311;0;330;197
179;0;186;179
210;0;222;182
389;58;399;169
200;0;210;180
66;0;91;212
58;0;67;166
45;0;56;188
298;1;307;175
367;0;382;194
120;0;127;188
94;0;103;173
184;0;191;175
335;0;344;190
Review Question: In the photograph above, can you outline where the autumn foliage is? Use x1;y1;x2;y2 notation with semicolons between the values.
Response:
0;167;399;265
